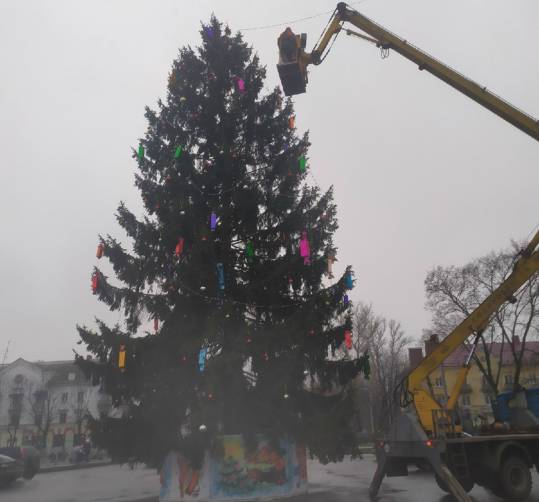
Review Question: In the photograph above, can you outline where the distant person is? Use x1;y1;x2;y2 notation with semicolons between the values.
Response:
278;27;297;63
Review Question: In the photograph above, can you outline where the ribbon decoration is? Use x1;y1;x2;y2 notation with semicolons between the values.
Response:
216;263;225;292
235;77;245;93
327;255;336;278
96;243;104;259
210;212;217;231
174;237;185;257
91;272;98;294
245;241;255;260
118;345;126;370
345;271;354;290
299;231;311;265
298;155;307;173
344;330;353;350
199;348;207;372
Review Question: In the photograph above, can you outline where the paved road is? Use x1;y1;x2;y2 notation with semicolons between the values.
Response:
3;455;539;501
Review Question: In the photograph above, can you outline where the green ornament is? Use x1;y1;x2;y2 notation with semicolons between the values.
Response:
174;146;183;159
137;144;145;159
246;241;254;259
298;155;307;172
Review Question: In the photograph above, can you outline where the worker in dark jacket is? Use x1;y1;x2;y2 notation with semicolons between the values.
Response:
278;27;298;63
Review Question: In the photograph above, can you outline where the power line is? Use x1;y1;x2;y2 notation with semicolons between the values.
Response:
238;1;368;32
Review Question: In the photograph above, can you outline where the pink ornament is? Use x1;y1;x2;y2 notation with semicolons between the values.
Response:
236;77;245;93
300;231;310;265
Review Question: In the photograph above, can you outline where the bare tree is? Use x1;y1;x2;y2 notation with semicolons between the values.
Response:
26;383;58;450
425;242;539;395
69;387;90;441
6;392;23;447
351;303;410;431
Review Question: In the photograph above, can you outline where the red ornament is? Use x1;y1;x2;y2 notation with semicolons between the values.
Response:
246;336;252;344
174;237;185;257
96;243;104;259
91;272;98;294
345;330;353;350
153;318;159;332
309;329;315;337
263;352;269;361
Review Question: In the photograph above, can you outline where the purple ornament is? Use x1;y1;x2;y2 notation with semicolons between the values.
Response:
210;212;217;231
343;294;349;306
205;26;214;38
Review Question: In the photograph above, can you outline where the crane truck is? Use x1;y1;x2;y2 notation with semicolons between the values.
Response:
277;3;539;501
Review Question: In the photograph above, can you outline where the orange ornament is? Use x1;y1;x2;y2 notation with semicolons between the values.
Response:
288;115;296;128
174;237;185;257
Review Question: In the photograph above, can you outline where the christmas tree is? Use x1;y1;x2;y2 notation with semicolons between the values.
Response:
76;17;369;468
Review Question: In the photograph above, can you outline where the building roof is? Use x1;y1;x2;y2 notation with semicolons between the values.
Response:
442;340;539;367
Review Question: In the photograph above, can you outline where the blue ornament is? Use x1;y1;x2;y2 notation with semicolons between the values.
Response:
345;271;353;290
198;348;207;372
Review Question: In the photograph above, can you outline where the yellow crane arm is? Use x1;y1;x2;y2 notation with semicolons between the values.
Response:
409;230;539;391
286;2;539;142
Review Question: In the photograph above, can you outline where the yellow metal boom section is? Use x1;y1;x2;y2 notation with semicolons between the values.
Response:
301;3;539;142
412;231;539;432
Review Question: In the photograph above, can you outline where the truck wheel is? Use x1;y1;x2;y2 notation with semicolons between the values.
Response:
499;456;532;501
435;473;474;493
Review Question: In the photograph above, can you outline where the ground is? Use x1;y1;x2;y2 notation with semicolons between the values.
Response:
3;456;539;501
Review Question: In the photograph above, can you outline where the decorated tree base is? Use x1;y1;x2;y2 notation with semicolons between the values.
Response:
160;435;308;501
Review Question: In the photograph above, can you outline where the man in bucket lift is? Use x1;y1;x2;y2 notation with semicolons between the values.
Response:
278;27;298;63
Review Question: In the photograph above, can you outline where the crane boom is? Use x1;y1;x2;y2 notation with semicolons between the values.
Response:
278;2;539;142
277;2;539;435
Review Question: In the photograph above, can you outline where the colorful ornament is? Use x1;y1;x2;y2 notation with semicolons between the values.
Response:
263;352;269;361
298;155;307;173
235;77;245;93
198;348;207;372
91;272;98;294
343;294;349;306
174;237;185;257
118;345;126;370
299;231;311;265
137;144;144;159
205;26;214;38
174;146;183;159
309;329;315;337
210;212;217;231
153;317;159;332
345;271;354;290
345;330;353;350
327;255;336;279
245;241;254;260
216;263;225;292
96;243;104;259
288;115;296;129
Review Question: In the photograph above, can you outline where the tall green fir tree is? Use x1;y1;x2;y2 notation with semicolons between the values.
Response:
76;17;369;468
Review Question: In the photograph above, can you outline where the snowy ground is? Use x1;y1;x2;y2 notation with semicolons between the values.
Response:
3;455;539;502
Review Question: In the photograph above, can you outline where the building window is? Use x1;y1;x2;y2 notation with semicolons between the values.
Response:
61;392;68;403
434;377;443;387
77;391;85;404
461;395;471;406
14;374;24;384
59;410;67;424
68;372;76;381
505;374;514;385
527;375;537;385
485;394;495;405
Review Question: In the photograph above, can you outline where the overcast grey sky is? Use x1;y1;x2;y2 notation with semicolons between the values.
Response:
1;0;537;363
